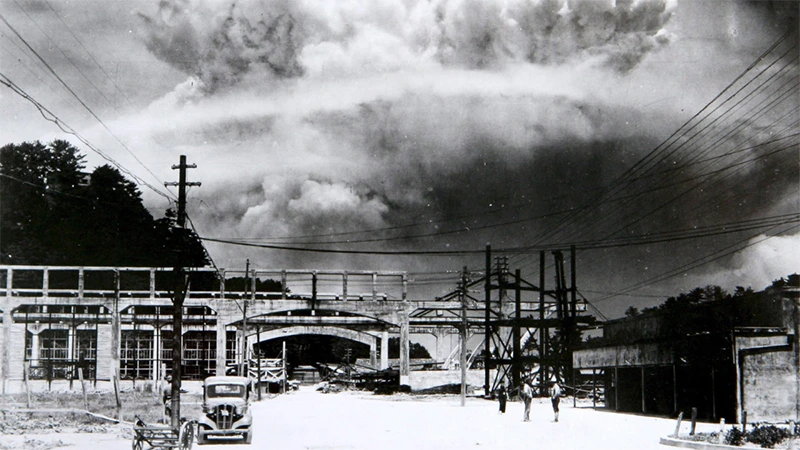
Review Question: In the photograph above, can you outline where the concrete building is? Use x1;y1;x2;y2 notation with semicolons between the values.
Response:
573;284;800;423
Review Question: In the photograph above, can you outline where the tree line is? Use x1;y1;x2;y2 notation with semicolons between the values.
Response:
0;140;208;267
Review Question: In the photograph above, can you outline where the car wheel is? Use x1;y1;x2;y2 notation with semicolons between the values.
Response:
244;431;253;445
196;432;207;446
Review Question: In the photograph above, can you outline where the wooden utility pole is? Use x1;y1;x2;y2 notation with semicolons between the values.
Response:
460;266;468;407
484;245;491;397
164;155;200;428
241;259;250;377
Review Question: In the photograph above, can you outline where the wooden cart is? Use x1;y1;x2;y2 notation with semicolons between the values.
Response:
132;417;195;450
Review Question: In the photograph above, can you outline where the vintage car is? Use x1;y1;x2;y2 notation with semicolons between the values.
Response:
196;376;253;445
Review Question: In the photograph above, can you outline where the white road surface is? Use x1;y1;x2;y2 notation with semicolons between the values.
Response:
2;386;722;449
192;387;713;450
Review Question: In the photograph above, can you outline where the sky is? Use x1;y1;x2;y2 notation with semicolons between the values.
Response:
0;0;798;319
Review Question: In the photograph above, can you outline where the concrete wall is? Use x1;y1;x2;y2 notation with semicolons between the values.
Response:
737;331;799;423
741;349;797;422
574;342;674;369
7;319;25;381
408;369;488;391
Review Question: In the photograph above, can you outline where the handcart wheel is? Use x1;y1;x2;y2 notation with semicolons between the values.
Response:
180;420;195;450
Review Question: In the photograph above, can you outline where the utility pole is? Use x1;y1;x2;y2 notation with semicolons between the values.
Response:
164;155;200;428
459;266;468;407
241;259;250;377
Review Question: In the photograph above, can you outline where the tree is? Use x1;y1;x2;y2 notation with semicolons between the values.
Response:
0;140;85;264
388;337;432;359
0;140;208;267
733;286;754;297
624;306;640;317
224;277;284;293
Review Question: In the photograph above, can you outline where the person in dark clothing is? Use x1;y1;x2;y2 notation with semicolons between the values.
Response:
496;384;507;414
162;376;172;419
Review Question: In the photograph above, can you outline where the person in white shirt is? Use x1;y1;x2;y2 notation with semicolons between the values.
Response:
520;380;533;422
550;381;562;422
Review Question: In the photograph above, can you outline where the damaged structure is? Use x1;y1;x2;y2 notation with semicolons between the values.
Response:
573;284;800;423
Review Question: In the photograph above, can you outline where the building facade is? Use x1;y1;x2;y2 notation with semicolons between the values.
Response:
0;265;427;393
573;285;800;423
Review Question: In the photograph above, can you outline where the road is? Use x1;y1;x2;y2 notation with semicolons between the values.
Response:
0;386;720;449
193;386;716;450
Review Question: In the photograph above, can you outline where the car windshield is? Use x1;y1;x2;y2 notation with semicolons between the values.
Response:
207;384;245;398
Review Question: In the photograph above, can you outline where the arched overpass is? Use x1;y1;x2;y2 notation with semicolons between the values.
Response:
246;325;385;369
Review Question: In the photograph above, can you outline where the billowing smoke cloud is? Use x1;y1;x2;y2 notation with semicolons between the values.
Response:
437;0;675;71
138;0;675;93
114;0;799;303
138;0;304;93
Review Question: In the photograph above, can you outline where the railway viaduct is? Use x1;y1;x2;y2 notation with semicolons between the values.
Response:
0;253;584;394
0;265;468;391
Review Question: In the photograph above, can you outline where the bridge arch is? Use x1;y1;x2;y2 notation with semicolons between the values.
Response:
247;325;379;348
246;325;386;369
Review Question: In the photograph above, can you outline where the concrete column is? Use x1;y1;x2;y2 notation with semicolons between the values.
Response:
78;269;84;298
110;301;120;382
399;313;410;386
641;366;646;413
434;327;448;362
95;324;112;380
30;330;41;362
216;319;227;376
153;327;161;382
793;296;800;422
380;331;389;370
369;337;377;369
2;268;11;393
2;307;11;393
67;328;75;369
342;272;348;301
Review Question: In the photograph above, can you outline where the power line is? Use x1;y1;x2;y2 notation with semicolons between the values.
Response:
0;13;172;196
509;29;798;274
10;0;117;109
0;72;175;202
200;211;799;257
41;0;135;108
590;222;800;306
0;170;158;210
519;30;796;251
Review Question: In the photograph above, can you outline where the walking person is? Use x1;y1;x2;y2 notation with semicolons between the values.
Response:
496;384;507;414
550;380;561;422
162;375;172;420
520;380;533;422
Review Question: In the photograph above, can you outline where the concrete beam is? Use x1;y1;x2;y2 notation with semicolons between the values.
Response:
251;325;379;349
400;312;410;385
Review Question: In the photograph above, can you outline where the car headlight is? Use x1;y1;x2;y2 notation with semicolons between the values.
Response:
235;405;244;415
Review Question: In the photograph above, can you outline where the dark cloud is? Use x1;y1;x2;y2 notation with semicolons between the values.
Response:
138;0;304;93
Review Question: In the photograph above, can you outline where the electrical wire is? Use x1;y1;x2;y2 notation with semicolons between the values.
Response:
10;0;117;109
0;13;173;197
590;222;800;306
41;0;135;108
518;30;797;251
0;72;175;202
